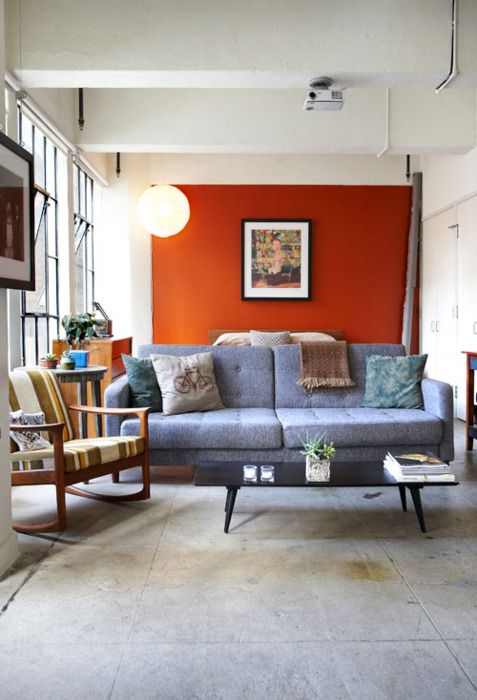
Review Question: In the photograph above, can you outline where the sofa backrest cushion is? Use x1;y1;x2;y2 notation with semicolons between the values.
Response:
137;344;275;408
273;343;406;408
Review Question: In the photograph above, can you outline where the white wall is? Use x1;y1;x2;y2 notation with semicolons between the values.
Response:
27;88;76;144
76;87;476;156
0;0;19;577
146;152;415;185
6;0;477;86
421;145;477;218
95;155;152;352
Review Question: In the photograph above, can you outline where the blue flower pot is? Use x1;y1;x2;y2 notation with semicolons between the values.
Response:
69;350;89;368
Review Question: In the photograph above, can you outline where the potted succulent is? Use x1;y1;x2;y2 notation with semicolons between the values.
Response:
301;432;336;482
39;353;59;369
61;312;101;367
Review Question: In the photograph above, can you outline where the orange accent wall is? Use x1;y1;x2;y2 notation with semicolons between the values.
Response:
152;185;412;344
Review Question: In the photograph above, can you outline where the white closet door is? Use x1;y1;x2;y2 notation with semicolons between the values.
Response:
421;208;456;386
456;195;477;419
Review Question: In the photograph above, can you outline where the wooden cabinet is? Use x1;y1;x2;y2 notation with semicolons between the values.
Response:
52;337;132;436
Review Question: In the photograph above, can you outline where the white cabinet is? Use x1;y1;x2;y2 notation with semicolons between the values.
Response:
421;208;458;389
456;196;477;419
421;194;477;419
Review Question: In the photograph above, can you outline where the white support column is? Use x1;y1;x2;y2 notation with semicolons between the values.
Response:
58;153;77;317
0;0;19;577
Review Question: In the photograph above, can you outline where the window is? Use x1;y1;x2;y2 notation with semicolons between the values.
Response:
74;164;95;313
18;111;60;365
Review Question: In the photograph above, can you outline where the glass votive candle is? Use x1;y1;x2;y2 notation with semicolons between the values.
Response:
260;464;275;482
243;464;258;482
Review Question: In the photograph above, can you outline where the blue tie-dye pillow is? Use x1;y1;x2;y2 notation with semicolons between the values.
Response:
362;354;428;409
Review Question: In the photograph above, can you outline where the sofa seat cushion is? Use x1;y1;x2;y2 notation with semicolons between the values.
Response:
10;436;145;473
276;408;443;448
121;408;283;449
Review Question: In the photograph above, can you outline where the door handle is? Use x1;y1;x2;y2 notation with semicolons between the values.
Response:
473;322;477;334
436;320;440;333
431;321;436;332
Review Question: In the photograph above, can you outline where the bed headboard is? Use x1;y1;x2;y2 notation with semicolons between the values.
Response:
207;329;343;344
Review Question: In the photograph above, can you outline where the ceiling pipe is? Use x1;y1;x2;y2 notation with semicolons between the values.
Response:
377;88;390;157
435;0;458;93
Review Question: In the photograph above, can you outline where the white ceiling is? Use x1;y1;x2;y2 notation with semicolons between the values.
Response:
5;0;477;154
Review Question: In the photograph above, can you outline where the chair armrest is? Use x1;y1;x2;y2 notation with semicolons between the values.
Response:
68;405;149;417
421;378;454;462
9;422;64;433
68;405;150;441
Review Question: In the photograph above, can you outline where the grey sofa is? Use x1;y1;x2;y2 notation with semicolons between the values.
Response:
104;343;454;465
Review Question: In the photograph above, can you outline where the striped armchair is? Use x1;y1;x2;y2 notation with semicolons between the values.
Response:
9;369;150;534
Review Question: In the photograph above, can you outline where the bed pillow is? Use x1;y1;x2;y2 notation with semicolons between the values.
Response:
212;332;251;346
151;352;223;416
122;354;162;412
250;330;291;347
290;332;337;343
9;410;52;451
362;354;428;409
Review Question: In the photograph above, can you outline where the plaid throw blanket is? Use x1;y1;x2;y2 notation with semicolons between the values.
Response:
297;341;355;390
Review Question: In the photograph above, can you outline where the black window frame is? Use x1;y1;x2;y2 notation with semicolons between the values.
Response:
18;110;60;366
74;164;95;313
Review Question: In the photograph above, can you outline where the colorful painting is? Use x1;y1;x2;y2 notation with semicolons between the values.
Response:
0;132;35;290
242;219;311;300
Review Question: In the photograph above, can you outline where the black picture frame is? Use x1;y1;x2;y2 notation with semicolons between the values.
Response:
0;131;35;290
241;219;311;300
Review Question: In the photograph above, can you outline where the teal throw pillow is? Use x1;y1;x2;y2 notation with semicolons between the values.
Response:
122;354;162;412
362;354;428;409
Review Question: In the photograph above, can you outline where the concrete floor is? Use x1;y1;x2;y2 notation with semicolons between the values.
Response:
1;421;477;699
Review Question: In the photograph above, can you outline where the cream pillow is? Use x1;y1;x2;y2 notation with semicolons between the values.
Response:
290;332;337;343
213;332;251;346
151;352;223;416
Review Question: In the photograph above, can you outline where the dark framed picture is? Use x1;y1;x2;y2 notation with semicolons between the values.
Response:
241;219;311;300
0;131;35;290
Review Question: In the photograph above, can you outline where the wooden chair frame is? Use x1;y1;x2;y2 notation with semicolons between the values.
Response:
10;404;150;534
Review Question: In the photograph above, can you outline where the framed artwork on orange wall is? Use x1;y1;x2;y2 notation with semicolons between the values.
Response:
241;219;311;300
0;131;35;290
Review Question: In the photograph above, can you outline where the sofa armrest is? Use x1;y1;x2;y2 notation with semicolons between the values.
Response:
421;378;454;462
104;375;131;436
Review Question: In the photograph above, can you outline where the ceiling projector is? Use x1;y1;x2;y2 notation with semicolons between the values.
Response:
303;77;344;111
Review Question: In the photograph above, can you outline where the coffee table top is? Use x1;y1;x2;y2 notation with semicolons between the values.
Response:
195;461;458;488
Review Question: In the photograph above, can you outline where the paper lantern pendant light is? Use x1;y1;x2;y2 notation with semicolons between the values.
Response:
137;185;190;238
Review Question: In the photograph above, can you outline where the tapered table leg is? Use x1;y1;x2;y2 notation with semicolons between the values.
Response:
224;487;239;533
79;379;88;439
92;379;103;437
398;485;407;512
408;486;426;532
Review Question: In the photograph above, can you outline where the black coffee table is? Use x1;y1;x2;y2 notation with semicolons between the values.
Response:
194;461;458;533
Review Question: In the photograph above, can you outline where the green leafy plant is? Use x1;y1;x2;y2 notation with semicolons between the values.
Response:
40;353;58;361
300;433;336;460
61;312;101;349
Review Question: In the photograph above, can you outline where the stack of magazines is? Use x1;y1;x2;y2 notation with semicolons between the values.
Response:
383;453;455;482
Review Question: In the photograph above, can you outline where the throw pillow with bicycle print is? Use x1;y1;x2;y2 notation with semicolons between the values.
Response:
151;352;224;415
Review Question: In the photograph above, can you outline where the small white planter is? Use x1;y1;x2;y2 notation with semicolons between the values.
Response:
305;455;331;482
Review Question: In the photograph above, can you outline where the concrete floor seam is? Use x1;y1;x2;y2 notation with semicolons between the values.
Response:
0;539;56;616
379;542;477;693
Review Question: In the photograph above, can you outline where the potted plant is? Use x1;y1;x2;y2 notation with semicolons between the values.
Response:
39;353;59;369
61;312;101;367
301;432;336;482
